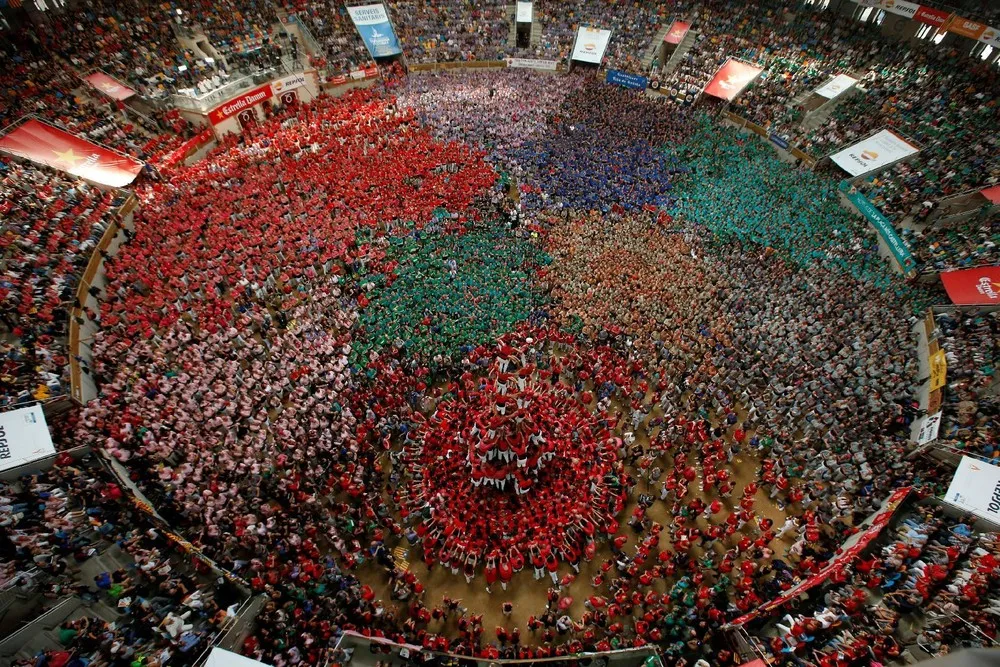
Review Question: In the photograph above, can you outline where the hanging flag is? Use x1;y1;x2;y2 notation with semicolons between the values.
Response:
0;119;144;188
83;72;136;101
940;266;1000;306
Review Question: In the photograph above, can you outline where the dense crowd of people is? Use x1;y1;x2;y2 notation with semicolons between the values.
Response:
3;2;1000;666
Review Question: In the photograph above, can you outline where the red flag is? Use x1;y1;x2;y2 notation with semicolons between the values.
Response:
703;59;763;101
83;72;136;101
663;21;690;45
0;119;143;188
940;266;1000;306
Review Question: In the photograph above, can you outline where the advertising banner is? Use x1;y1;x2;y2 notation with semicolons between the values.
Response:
207;84;272;125
814;73;858;99
702;59;763;101
516;1;532;23
979;26;1000;48
879;0;919;18
571;27;612;64
204;648;272;667
507;57;559;70
940;265;1000;306
83;72;136;101
945;457;1000;524
929;348;948;392
270;72;308;96
664;21;690;45
769;134;790;150
915;411;943;445
830;129;919;177
914;5;950;27
347;3;403;58
606;69;648;90
0;404;56;473
945;15;986;39
840;181;916;273
0;119;143;188
727;487;911;627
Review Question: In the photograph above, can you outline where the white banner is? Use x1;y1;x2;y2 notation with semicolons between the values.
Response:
980;26;1000;48
814;74;858;99
507;57;558;70
830;129;919;177
946;456;1000;524
516;1;533;23
0;404;55;472
571;27;612;64
205;648;272;667
346;3;390;25
270;72;308;96
879;0;919;18
915;411;943;445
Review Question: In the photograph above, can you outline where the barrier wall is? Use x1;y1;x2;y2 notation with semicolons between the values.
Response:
69;195;138;405
723;112;817;167
408;60;509;72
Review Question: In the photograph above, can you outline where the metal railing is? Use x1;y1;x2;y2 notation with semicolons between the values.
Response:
170;58;302;113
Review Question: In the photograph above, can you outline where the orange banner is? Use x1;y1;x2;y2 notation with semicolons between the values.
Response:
945;15;987;39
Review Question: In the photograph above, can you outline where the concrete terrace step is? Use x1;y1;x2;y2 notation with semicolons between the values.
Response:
643;23;671;69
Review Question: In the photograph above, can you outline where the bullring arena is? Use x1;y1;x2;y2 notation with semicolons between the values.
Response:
1;2;999;667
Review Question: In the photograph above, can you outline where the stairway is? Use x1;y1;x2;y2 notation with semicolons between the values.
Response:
642;24;671;70
530;18;541;47
801;84;861;132
661;29;698;76
506;5;517;48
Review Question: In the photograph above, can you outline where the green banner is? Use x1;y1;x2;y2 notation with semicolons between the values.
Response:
840;180;915;274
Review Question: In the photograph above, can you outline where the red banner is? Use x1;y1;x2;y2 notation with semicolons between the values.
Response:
207;84;273;125
727;487;910;627
941;266;1000;305
83;72;136;101
703;59;763;101
664;21;691;45
0;119;143;188
915;5;950;26
982;185;1000;205
157;129;214;170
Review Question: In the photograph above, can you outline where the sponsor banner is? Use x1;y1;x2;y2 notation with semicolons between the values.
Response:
940;265;1000;306
83;71;136;101
347;3;402;58
207;84;272;125
879;0;919;18
929;348;947;392
840;181;916;273
945;15;986;39
946;457;1000;523
507;57;559;70
980;26;1000;48
606;69;648;90
915;411;943;445
0;118;143;188
571;27;612;64
664;21;690;45
516;1;532;23
830;129;918;177
278;90;298;106
728;487;911;627
769;133;790;150
914;5;950;27
270;72;308;96
815;73;858;99
0;405;56;472
703;59;763;101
